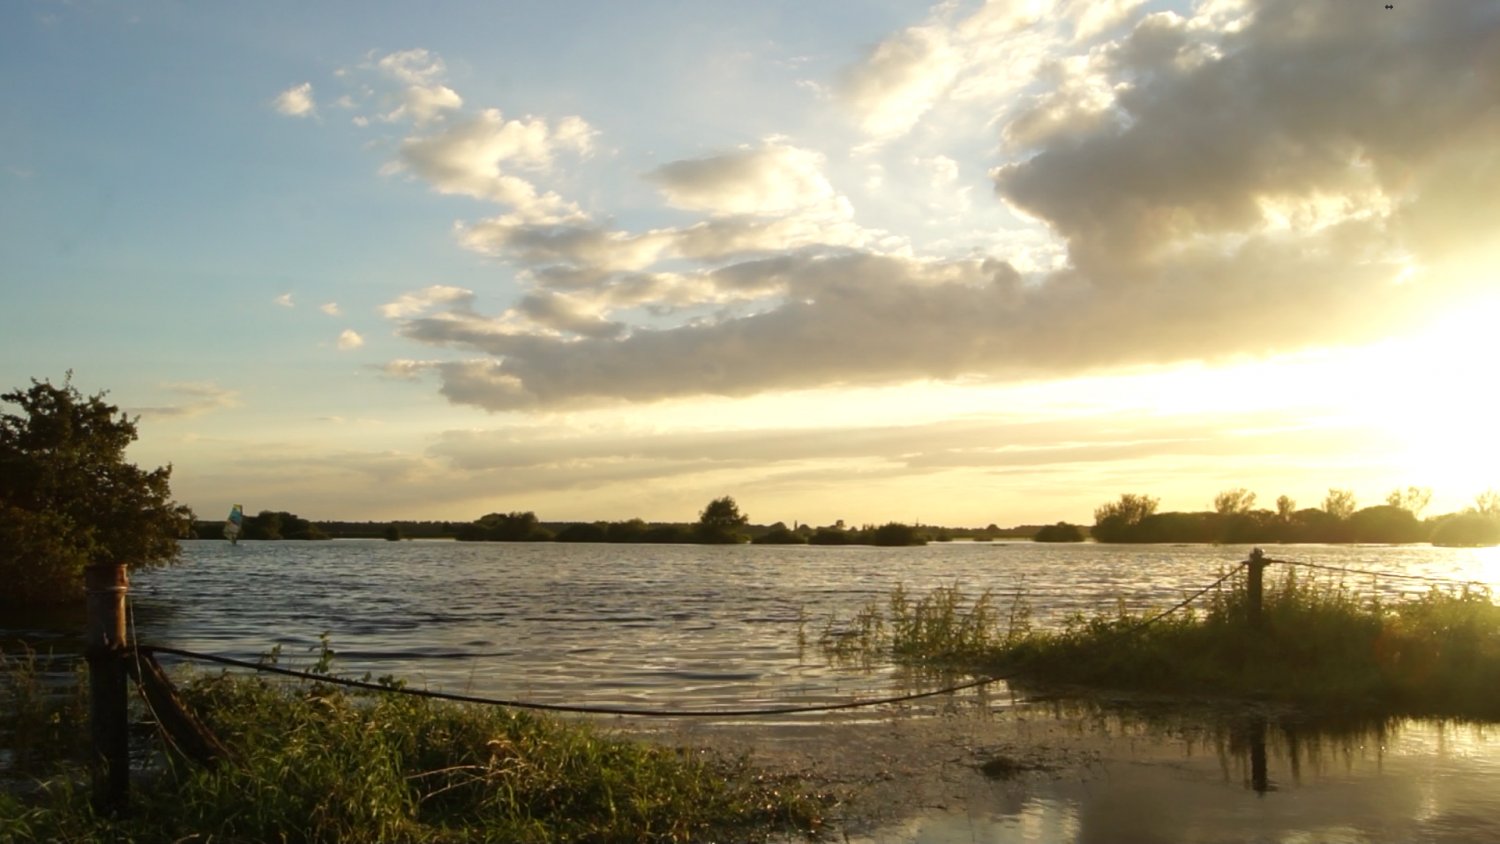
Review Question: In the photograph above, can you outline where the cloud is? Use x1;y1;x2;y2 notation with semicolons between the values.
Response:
375;48;447;85
379;285;475;318
385;108;592;215
370;2;1496;413
337;329;365;350
129;382;239;419
389;233;1426;411
838;24;962;138
273;82;316;117
420;406;1370;509
388;83;463;125
321;302;341;316
993;2;1500;278
274;293;294;307
646;142;840;217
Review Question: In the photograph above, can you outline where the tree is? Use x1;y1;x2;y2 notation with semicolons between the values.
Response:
1213;488;1257;515
696;496;749;543
1094;493;1159;525
1033;522;1085;542
1385;486;1432;518
1430;512;1500;547
870;522;928;546
1475;489;1500;517
752;523;807;545
457;511;553;542
1322;488;1358;521
1347;505;1424;544
1091;493;1159;542
1275;495;1297;521
0;375;193;606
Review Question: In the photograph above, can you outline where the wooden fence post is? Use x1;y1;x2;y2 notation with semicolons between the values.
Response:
1247;548;1268;630
85;563;130;814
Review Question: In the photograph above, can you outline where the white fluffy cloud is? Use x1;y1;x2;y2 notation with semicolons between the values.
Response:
386;108;591;216
337;329;365;350
273;82;316;117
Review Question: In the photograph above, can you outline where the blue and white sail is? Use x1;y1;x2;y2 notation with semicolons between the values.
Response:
224;504;244;544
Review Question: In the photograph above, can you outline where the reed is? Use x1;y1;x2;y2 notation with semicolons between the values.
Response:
834;570;1500;719
0;646;88;782
0;645;827;843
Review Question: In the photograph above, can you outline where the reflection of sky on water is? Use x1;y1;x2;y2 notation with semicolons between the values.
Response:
853;713;1500;844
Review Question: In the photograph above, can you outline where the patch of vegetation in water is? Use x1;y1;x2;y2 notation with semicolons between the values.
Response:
0;647;829;843
826;571;1500;720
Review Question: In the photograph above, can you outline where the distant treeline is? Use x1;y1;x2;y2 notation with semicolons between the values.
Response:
191;498;1045;546
1087;488;1500;546
454;505;955;547
186;487;1500;548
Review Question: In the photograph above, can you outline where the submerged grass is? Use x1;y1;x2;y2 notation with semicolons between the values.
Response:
0;645;827;843
832;569;1500;720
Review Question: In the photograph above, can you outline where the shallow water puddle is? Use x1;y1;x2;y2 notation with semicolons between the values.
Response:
839;703;1500;843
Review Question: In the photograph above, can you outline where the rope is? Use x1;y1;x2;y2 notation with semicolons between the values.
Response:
141;644;1011;718
1273;558;1489;588
1121;561;1246;632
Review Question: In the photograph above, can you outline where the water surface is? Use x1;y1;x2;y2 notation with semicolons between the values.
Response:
9;539;1500;841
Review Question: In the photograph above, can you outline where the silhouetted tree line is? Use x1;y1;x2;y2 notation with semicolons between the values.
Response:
194;518;466;540
451;498;936;546
236;510;328;540
1090;487;1500;546
1033;522;1086;542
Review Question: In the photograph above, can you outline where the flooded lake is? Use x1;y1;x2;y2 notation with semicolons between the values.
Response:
9;539;1500;841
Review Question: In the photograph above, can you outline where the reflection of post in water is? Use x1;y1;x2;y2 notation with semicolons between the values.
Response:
1249;715;1271;794
1227;714;1275;794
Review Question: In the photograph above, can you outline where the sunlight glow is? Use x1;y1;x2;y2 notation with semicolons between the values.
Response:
1366;295;1500;503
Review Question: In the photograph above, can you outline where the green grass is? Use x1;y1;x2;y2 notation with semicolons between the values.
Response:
0;646;828;843
831;570;1500;719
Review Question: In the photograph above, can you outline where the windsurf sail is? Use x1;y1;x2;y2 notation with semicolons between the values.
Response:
224;504;244;544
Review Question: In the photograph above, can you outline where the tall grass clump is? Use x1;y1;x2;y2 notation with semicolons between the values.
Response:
0;646;88;781
0;648;827;843
818;585;1020;668
994;569;1500;717
830;570;1500;719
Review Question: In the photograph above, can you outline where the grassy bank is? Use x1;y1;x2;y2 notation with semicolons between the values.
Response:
823;570;1500;719
1;649;825;843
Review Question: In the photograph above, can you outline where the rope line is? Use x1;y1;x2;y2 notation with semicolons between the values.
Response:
1273;558;1488;587
140;645;1009;718
1122;562;1246;632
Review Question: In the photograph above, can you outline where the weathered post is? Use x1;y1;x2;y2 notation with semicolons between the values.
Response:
1246;548;1268;630
85;563;130;814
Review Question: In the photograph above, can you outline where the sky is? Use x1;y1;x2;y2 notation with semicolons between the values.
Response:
2;0;1497;528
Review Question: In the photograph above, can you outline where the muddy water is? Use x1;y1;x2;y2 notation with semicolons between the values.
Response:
9;539;1500;841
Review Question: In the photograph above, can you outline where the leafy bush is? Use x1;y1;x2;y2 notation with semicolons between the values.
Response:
0;375;192;606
